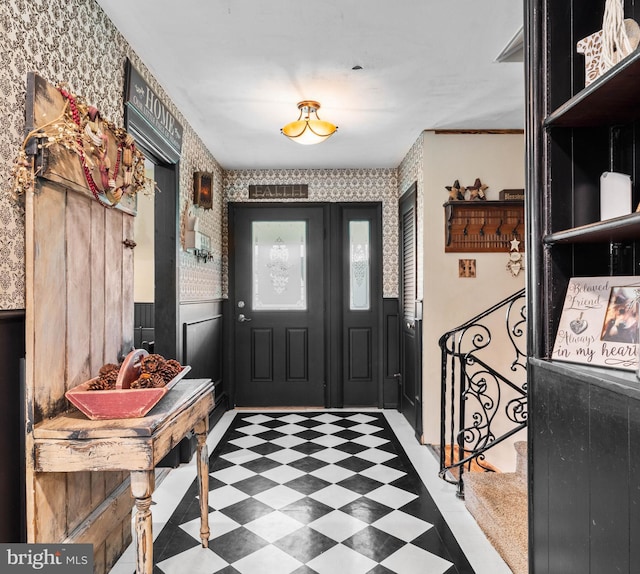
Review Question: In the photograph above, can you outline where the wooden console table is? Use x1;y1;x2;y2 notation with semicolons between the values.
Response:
32;378;215;574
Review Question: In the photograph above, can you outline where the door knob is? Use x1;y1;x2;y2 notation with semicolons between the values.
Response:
238;313;252;322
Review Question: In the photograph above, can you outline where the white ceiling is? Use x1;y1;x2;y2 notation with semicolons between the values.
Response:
96;0;524;170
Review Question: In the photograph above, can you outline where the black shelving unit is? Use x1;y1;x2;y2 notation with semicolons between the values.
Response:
526;1;640;573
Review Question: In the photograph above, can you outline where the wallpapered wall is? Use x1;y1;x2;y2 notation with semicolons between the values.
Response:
0;0;222;310
0;0;421;310
398;133;425;301
223;168;400;299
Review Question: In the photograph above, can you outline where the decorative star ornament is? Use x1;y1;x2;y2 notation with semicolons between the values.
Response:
445;179;465;201
507;236;524;276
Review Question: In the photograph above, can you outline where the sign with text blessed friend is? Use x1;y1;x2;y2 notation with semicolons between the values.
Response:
552;276;640;371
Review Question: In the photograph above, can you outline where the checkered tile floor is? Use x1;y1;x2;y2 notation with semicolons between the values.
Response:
149;412;474;574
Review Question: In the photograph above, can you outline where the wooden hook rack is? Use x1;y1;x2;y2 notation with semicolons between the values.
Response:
444;200;525;252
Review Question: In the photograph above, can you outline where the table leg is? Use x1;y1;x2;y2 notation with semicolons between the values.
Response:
130;470;155;574
194;418;210;547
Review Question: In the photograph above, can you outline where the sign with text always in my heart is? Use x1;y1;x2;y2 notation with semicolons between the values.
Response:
552;276;640;371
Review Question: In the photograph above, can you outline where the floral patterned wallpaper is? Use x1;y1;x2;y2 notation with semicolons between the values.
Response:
398;133;425;300
0;0;222;309
0;0;422;309
223;168;399;298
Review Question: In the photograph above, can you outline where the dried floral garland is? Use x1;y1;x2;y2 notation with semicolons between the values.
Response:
11;84;152;208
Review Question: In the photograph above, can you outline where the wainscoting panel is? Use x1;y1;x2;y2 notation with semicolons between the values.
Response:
134;302;155;352
181;300;223;391
0;310;25;542
383;298;400;408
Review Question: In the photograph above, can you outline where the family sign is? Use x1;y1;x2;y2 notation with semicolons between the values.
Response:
552;276;640;371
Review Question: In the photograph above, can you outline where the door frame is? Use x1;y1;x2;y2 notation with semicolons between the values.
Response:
227;201;383;408
227;202;330;407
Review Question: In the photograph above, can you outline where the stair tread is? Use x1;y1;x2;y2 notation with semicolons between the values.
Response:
464;472;528;574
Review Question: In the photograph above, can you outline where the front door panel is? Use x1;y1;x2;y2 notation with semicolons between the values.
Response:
232;205;325;406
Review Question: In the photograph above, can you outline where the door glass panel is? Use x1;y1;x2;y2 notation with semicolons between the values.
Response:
349;220;370;310
253;221;307;310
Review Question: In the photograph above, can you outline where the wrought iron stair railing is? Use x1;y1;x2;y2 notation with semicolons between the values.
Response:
438;288;527;497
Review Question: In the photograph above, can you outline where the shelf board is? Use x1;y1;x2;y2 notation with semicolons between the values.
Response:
543;211;640;244
544;48;640;128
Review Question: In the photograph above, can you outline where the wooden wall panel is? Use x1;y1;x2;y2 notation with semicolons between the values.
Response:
122;215;135;353
90;202;107;374
588;386;629;574
24;72;138;566
90;472;106;509
33;473;66;543
67;472;92;533
32;184;67;422
105;213;124;363
66;192;92;390
383;299;400;408
0;311;26;542
94;542;106;574
630;400;640;573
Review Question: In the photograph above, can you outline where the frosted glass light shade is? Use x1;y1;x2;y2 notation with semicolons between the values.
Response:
281;100;337;145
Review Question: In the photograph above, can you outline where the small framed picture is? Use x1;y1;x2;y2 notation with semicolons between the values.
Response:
552;276;640;371
193;171;213;210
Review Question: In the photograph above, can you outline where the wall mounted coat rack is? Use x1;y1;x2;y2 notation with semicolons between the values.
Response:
444;200;525;252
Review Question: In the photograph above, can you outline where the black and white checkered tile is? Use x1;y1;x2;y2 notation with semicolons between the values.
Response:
151;412;474;574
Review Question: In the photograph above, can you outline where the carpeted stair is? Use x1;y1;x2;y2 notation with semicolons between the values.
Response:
463;440;528;574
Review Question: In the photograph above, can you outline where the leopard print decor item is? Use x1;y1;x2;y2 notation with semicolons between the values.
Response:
577;29;608;86
577;19;640;86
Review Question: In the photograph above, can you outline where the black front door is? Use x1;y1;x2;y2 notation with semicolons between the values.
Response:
229;202;383;408
230;204;326;406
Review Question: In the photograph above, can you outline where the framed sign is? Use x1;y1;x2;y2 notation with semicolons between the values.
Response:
552;276;640;371
193;171;213;209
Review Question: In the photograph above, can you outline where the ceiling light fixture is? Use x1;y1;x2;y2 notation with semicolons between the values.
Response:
281;100;338;145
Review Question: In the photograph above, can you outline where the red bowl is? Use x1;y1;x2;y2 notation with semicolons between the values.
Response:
65;349;190;420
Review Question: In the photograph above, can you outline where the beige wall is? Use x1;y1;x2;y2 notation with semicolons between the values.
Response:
421;131;526;471
133;191;155;302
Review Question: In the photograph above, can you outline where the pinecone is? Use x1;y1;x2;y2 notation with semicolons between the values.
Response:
99;363;120;376
139;354;163;374
131;372;150;389
88;363;120;390
87;377;115;391
158;359;182;383
131;372;165;389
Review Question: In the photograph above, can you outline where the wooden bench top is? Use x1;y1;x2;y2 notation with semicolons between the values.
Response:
33;378;214;440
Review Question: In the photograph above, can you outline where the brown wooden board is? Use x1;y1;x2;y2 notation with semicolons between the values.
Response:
66;192;93;390
35;379;213;440
444;200;525;252
27;72;136;215
90;202;107;374
105;213;124;363
32;183;67;420
33;381;214;472
24;73;139;554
